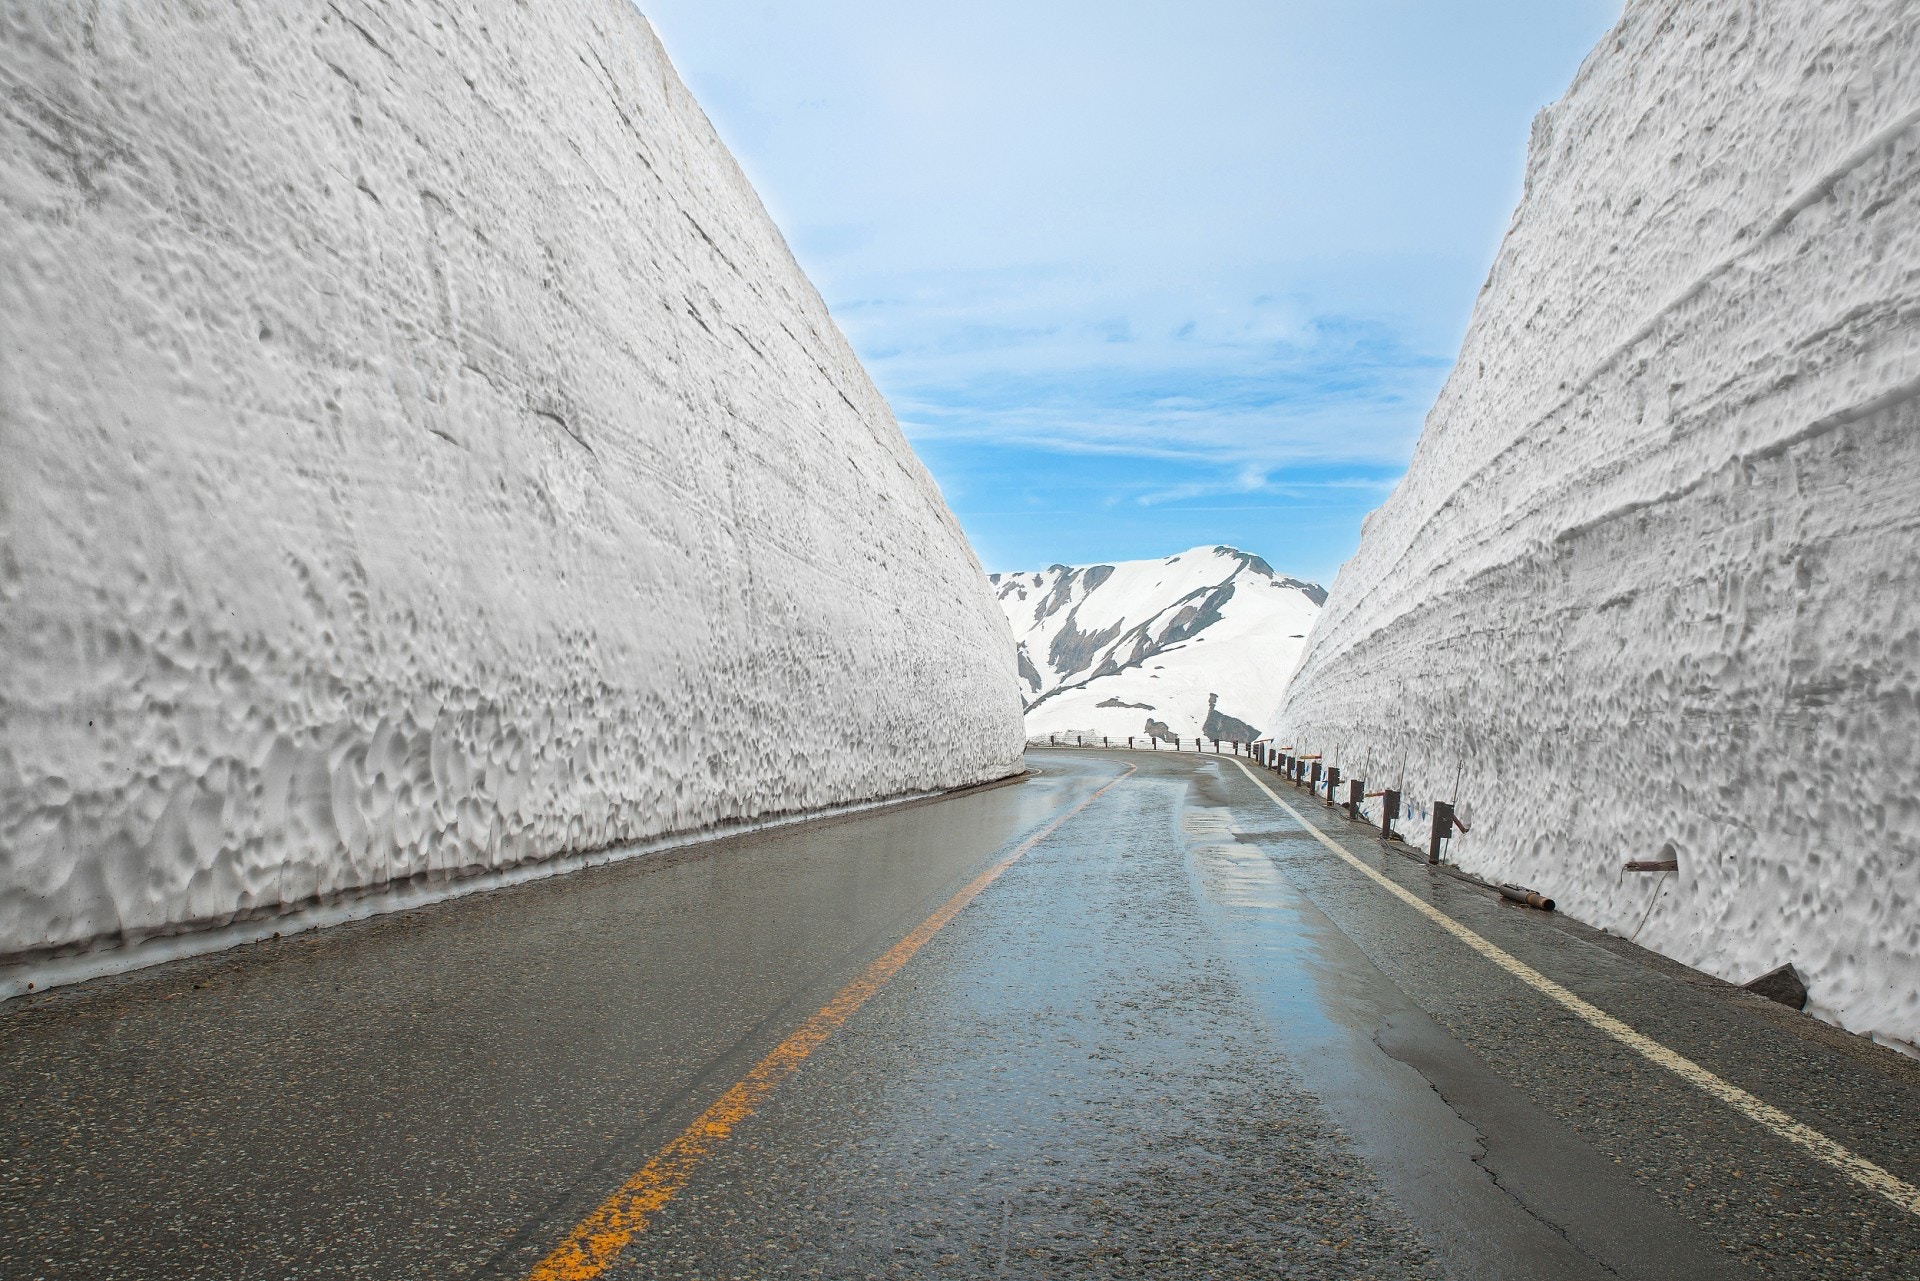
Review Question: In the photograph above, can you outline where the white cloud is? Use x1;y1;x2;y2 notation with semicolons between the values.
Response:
637;0;1623;564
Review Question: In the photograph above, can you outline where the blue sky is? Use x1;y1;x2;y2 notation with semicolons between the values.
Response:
638;0;1622;584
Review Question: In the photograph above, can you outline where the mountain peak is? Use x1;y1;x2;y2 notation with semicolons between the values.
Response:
995;548;1324;743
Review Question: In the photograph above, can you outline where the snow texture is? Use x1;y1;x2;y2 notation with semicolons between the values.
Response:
1273;0;1920;1051
995;545;1321;745
0;0;1023;968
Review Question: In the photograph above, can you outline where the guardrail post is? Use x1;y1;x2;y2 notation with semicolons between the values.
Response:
1309;761;1322;792
1347;778;1362;820
1381;789;1400;840
1128;736;1134;749
1324;765;1341;807
1103;736;1109;748
1429;800;1455;864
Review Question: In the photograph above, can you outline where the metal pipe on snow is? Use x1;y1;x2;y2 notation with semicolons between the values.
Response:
1497;884;1555;912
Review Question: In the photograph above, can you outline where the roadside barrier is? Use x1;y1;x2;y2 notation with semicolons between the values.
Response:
1029;732;1530;898
1035;734;1259;756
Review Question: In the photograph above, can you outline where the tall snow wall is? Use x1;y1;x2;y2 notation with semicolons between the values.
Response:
0;0;1024;968
1273;1;1920;1051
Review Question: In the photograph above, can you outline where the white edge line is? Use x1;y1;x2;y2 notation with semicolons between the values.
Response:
1229;758;1920;1218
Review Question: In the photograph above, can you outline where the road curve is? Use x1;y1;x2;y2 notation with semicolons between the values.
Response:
2;750;1917;1279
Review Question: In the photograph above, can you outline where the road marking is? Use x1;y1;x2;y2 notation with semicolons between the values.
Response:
527;762;1139;1280
1230;759;1920;1217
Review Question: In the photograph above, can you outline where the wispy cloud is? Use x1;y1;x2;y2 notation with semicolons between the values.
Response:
640;0;1624;579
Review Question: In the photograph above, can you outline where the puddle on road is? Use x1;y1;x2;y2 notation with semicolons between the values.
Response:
1179;794;1635;1281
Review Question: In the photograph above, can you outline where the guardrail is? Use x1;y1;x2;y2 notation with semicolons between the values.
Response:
1025;738;1557;915
1026;733;1258;756
1027;736;1469;873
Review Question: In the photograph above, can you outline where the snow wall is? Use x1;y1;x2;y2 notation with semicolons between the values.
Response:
0;0;1024;969
1272;0;1920;1052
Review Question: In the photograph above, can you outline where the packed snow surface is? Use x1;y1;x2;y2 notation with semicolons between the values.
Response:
1273;0;1920;1050
994;546;1322;745
0;0;1023;968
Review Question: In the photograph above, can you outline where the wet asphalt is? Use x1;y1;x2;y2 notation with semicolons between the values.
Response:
2;749;1918;1279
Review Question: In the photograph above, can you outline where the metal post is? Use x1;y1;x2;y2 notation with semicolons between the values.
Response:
1381;789;1400;841
1103;736;1109;748
1429;800;1455;864
1309;761;1322;792
1128;736;1134;749
1325;765;1341;806
1347;778;1362;821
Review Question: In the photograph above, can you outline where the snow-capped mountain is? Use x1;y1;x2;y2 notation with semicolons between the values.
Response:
992;546;1323;744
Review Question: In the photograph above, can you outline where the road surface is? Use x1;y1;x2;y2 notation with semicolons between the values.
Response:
3;750;1917;1279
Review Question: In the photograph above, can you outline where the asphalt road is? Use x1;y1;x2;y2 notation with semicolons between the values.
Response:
3;749;1918;1279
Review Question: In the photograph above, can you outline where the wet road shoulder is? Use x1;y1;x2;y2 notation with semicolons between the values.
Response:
1204;751;1920;1280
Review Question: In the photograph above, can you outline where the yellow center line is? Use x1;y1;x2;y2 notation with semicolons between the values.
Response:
526;761;1139;1281
1229;757;1920;1217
